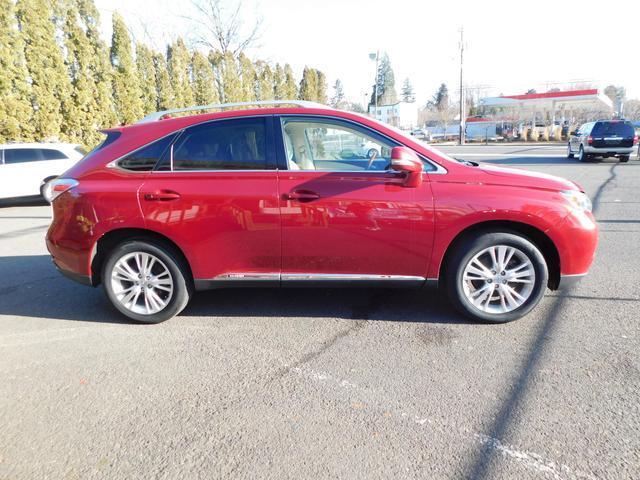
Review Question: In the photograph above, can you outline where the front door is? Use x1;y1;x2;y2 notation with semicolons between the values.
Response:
276;115;434;282
138;116;281;284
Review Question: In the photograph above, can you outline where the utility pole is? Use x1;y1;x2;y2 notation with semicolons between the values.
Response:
458;28;465;145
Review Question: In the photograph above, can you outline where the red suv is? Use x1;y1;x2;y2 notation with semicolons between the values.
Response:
46;101;598;324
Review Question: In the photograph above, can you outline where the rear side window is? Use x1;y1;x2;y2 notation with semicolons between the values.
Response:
592;121;634;137
5;149;43;163
118;133;177;171
41;149;68;160
163;118;267;171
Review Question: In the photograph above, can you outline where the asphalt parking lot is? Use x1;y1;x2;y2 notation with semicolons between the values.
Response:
1;144;639;479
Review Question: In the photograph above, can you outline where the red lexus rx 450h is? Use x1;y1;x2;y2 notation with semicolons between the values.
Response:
46;102;598;324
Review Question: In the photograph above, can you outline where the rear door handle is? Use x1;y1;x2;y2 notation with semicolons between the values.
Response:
144;190;181;201
283;189;320;202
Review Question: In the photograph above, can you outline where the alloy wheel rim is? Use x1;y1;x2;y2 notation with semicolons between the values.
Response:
111;252;173;315
461;245;535;314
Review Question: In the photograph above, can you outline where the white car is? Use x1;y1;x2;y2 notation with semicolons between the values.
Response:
358;140;380;159
0;143;85;201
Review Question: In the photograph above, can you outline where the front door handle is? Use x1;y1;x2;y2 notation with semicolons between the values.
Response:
143;190;181;201
283;189;320;202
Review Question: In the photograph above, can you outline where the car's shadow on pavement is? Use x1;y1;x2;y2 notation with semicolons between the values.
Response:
0;255;469;325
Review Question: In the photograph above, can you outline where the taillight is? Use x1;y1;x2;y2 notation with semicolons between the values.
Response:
587;136;593;145
43;178;78;203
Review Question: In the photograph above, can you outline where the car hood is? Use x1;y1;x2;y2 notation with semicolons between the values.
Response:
476;163;581;192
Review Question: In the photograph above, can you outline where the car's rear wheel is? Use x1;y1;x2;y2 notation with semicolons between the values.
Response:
578;146;590;162
445;232;548;323
102;240;191;323
567;143;574;158
619;155;630;163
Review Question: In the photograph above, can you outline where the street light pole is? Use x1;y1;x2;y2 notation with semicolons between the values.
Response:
459;28;465;145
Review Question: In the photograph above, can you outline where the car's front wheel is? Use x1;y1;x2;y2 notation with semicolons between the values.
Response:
102;240;192;323
446;232;548;323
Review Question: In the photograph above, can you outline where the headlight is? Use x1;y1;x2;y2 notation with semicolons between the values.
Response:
560;190;592;213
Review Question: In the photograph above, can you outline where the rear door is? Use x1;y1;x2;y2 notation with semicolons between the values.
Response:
138;116;281;283
590;121;635;149
275;115;434;281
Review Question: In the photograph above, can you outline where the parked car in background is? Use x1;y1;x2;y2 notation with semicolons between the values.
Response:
0;143;86;201
46;100;598;325
568;120;638;162
358;139;381;158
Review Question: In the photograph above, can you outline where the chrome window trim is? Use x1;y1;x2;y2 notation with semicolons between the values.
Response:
278;114;448;175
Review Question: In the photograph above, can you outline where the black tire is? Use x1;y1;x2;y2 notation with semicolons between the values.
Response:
619;155;630;163
578;146;591;163
102;240;192;323
445;232;549;323
567;143;574;158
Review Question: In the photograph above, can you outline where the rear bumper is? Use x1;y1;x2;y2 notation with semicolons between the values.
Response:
584;146;634;155
52;258;92;286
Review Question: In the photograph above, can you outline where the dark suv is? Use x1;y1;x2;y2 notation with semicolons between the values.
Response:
568;120;638;162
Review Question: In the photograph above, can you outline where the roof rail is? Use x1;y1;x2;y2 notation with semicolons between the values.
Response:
136;100;328;123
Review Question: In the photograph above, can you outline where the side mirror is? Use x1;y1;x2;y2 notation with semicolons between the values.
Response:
390;146;423;188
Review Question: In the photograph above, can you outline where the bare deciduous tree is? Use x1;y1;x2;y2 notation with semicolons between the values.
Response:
187;0;262;58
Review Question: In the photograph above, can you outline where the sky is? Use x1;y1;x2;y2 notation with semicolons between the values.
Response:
95;0;640;106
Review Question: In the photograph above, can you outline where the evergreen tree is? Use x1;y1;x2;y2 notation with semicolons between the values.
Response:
110;12;143;124
298;66;318;101
256;61;274;101
76;0;117;129
330;79;346;109
208;50;224;103
316;70;328;104
401;78;415;103
167;38;194;108
154;52;174;110
191;50;219;106
428;83;449;110
136;43;157;115
238;53;256;102
63;2;105;146
370;52;397;107
16;0;72;140
221;51;242;103
283;64;297;100
0;0;33;142
273;63;287;100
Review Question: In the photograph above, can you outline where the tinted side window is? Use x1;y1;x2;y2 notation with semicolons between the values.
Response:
169;118;267;171
41;149;68;160
118;133;177;171
4;148;45;164
592;122;634;137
